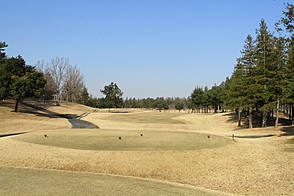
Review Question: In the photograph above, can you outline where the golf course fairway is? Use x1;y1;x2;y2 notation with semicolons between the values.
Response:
0;167;228;196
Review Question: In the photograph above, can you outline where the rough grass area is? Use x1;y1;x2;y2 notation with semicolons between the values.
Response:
288;138;294;144
103;112;186;124
0;167;220;196
13;129;228;151
286;137;294;152
0;100;95;134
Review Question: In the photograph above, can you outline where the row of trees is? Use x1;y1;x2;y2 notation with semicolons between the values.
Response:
85;95;186;112
84;83;224;113
0;43;88;111
0;43;46;111
188;85;224;113
81;3;293;130
2;3;291;131
208;3;293;128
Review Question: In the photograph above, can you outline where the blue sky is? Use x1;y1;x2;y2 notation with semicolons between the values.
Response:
2;0;291;98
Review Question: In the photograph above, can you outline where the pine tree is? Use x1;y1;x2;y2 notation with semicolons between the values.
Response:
227;35;257;128
254;19;275;127
271;36;287;127
100;82;123;111
191;87;206;112
277;3;294;124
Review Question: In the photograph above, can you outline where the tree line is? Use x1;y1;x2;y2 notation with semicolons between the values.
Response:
1;3;292;129
0;43;45;112
186;3;293;128
209;3;293;128
85;4;294;129
224;3;293;128
0;43;87;111
83;83;223;113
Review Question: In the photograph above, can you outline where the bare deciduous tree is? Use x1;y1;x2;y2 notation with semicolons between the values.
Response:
35;60;57;102
36;57;86;103
48;57;68;102
63;65;85;102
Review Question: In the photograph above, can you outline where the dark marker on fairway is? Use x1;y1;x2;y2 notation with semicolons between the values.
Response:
44;134;48;138
118;136;122;140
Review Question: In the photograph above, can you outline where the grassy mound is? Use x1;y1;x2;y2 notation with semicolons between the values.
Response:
14;129;228;151
103;112;185;124
0;167;222;196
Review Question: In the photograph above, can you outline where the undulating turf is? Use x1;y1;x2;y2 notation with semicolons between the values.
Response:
14;129;228;151
0;167;221;196
103;112;186;124
286;138;294;152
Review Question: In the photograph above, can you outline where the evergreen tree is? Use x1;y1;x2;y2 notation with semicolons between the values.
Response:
191;87;206;112
277;3;294;124
153;97;169;111
175;102;184;112
271;36;287;127
0;42;8;63
226;35;256;128
100;82;123;110
207;84;224;113
254;19;275;127
10;70;46;112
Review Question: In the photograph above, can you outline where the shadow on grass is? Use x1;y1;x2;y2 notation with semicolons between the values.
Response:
21;102;80;119
234;134;275;138
224;112;293;130
280;126;294;136
0;101;98;129
21;102;99;129
0;132;27;138
223;112;249;128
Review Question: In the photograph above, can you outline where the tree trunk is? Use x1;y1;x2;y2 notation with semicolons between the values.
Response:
237;108;242;127
248;106;253;129
14;100;19;112
275;99;279;128
262;112;267;127
292;104;294;125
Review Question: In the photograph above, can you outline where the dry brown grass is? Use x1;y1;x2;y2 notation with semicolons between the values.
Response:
0;102;294;195
0;100;69;134
1;167;228;196
0;100;97;134
102;112;186;124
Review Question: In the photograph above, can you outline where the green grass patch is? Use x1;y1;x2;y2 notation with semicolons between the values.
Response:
14;129;228;151
0;167;220;196
103;112;186;124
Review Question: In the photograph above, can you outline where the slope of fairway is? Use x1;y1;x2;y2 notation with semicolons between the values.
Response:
0;167;225;196
13;129;228;151
103;111;186;124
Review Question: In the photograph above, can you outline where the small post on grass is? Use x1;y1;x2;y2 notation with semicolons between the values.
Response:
232;134;235;141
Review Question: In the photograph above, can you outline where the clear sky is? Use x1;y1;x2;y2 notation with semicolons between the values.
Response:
2;0;291;98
